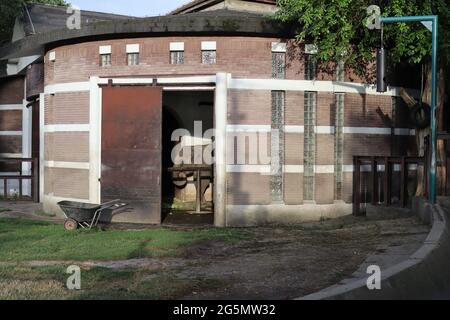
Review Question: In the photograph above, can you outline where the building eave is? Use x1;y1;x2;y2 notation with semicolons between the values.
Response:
0;12;290;60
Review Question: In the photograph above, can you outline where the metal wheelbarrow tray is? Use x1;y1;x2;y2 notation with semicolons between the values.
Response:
58;199;127;230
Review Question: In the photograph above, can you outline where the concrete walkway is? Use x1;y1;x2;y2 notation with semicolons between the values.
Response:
301;198;450;300
304;213;429;292
0;201;62;222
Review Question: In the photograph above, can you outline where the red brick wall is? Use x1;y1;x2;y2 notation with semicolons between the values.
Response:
44;37;362;85
344;93;393;128
0;76;24;104
44;132;89;163
44;92;90;125
42;35;415;209
227;172;271;205
0;110;21;131
44;167;89;199
228;90;271;125
0;136;22;153
284;173;303;204
315;174;335;204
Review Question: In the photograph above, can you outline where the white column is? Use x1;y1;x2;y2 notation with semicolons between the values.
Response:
39;93;45;202
214;73;229;227
89;76;101;204
22;99;32;196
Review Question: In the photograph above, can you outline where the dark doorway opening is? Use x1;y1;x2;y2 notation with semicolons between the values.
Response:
161;90;215;225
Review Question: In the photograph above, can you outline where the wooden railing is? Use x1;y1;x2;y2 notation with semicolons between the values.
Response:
0;158;39;202
353;156;426;216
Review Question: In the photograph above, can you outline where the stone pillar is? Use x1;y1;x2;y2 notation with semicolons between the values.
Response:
214;73;228;227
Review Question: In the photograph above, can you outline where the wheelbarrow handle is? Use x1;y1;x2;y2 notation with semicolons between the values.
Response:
99;199;121;209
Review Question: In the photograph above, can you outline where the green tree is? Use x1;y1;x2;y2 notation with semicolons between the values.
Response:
276;0;449;78
276;0;449;195
0;0;69;44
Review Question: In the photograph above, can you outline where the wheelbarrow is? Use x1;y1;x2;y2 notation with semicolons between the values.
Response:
57;199;127;231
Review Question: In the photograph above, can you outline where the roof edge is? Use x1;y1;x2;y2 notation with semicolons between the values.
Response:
0;12;291;60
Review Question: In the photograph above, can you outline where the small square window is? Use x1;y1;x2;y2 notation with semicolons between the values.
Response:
171;51;184;65
128;53;139;66
202;50;216;64
100;54;111;67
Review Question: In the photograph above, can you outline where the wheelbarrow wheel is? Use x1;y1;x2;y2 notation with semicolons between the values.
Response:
64;219;78;231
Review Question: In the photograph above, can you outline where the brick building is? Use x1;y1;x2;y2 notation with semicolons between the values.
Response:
0;1;418;226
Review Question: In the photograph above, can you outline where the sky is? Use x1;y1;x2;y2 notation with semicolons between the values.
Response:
69;0;193;17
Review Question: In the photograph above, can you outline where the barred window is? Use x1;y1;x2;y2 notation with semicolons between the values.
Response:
305;54;317;81
272;52;286;79
202;50;216;64
127;53;139;66
334;93;345;200
336;60;345;82
170;51;184;65
100;54;111;67
304;92;317;201
271;91;285;203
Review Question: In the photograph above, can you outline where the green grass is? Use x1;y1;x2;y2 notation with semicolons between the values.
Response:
0;218;249;262
34;210;56;218
0;265;224;300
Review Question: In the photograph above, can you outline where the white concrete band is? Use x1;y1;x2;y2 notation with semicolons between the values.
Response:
157;75;217;84
0;104;22;110
227;164;418;174
44;124;90;132
227;125;415;136
0;131;22;136
228;78;420;98
0;153;22;158
44;77;419;99
227;125;271;133
44;161;90;170
44;82;90;94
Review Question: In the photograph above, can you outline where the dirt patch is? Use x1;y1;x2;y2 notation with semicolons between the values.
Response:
175;216;429;299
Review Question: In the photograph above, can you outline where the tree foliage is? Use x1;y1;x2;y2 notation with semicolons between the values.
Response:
276;0;450;79
0;0;69;44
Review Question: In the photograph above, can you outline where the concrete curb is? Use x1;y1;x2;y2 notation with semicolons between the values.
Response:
298;201;450;300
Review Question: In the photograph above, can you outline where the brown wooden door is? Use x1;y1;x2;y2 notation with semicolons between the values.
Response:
101;85;162;224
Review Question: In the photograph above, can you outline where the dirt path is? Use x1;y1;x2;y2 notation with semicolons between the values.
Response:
174;216;429;299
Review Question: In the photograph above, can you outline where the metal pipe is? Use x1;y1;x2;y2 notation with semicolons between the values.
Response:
380;15;439;204
430;16;439;204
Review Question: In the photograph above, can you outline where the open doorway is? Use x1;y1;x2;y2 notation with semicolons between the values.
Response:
161;90;215;225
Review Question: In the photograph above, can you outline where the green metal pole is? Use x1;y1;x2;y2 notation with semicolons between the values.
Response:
380;15;439;203
430;16;439;204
